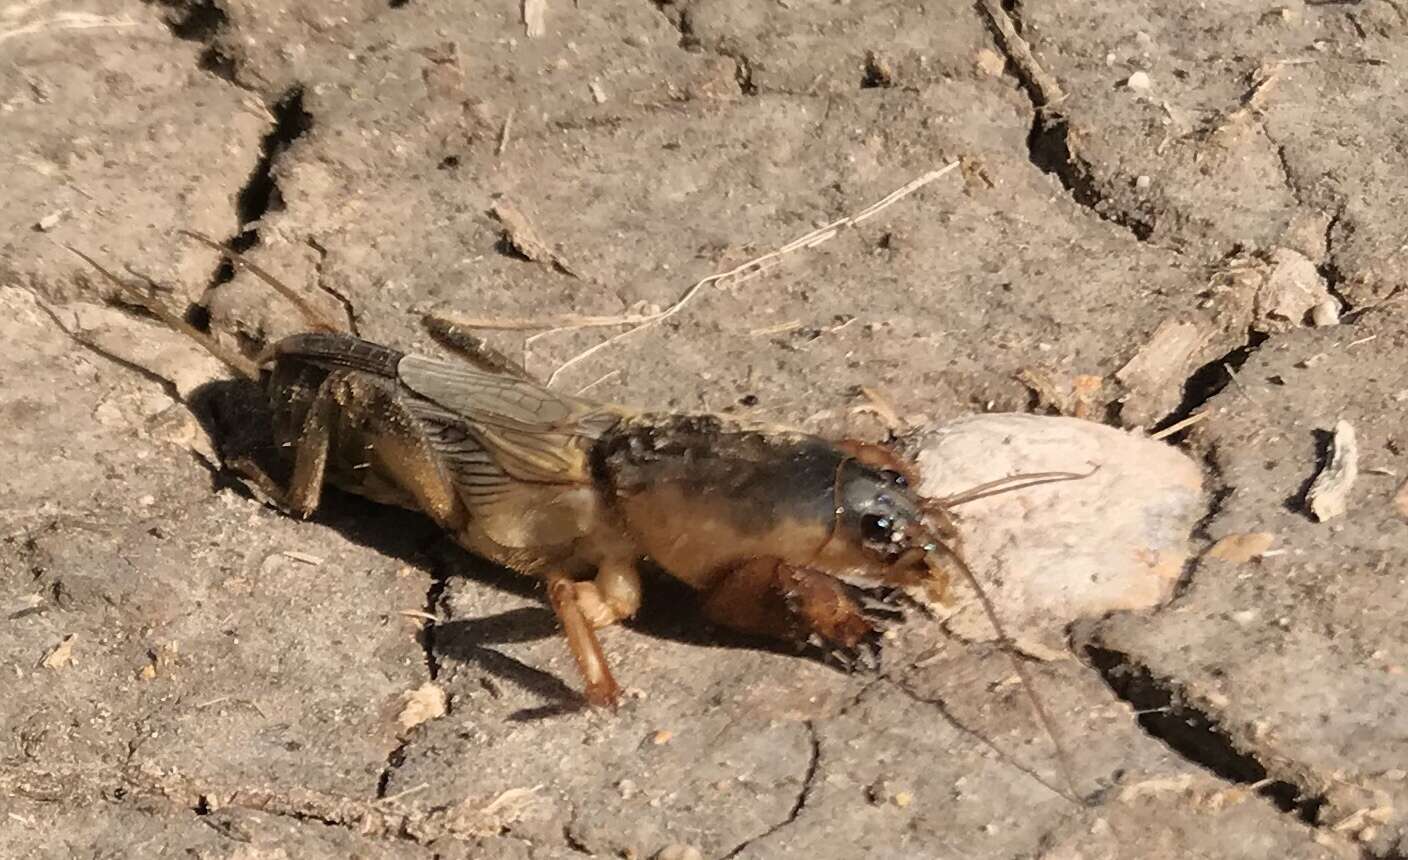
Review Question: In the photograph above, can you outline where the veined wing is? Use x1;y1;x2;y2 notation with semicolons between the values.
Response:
397;353;625;482
396;353;627;548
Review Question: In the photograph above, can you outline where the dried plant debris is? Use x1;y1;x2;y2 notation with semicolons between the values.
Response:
1115;319;1206;426
1252;248;1340;332
40;634;77;669
1307;420;1359;522
397;682;448;732
490;201;577;276
1214;248;1340;334
522;0;545;37
1205;532;1276;563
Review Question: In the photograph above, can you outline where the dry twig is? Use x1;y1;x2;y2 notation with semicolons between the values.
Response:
1150;409;1210;441
977;0;1066;108
542;161;961;384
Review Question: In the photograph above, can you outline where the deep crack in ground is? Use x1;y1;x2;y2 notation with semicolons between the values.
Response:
977;0;1157;245
1085;646;1326;826
232;87;313;251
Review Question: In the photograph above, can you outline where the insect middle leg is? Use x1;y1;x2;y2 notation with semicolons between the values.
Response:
574;561;643;629
546;572;623;706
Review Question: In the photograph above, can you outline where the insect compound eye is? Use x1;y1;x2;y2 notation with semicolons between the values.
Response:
880;468;908;487
860;514;893;543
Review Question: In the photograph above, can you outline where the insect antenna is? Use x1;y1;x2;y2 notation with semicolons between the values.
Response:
937;466;1098;508
925;533;1084;803
177;230;349;335
62;245;262;382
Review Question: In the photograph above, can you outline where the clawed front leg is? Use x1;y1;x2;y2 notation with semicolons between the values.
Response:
700;558;885;671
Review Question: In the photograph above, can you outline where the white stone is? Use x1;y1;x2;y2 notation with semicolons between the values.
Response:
913;414;1204;658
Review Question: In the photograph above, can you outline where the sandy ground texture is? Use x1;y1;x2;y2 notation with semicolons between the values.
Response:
3;0;1406;857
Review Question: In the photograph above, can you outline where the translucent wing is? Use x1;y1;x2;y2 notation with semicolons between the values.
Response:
396;354;626;548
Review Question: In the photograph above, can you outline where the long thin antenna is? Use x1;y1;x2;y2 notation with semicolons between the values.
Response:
938;467;1098;508
927;536;1083;804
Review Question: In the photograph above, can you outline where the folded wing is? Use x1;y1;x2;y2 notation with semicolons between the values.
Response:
396;354;626;548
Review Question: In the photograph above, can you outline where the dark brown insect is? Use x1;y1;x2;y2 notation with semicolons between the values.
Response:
67;234;1083;744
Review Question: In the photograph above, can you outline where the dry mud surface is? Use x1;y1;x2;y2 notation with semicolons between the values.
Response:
3;1;1407;857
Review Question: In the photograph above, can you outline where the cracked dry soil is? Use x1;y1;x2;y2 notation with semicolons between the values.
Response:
3;0;1408;858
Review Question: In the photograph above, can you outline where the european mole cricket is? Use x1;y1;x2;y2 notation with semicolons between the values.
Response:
68;234;1080;722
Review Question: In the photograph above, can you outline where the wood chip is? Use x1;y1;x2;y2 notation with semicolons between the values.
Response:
490;201;577;277
1205;532;1276;563
1307;420;1358;522
1115;319;1207;426
1393;478;1408;521
41;634;77;669
397;682;448;731
974;48;1006;77
35;210;64;231
850;386;906;432
444;786;542;836
522;0;546;37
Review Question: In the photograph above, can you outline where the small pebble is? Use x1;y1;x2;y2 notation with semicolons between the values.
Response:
655;844;702;860
1134;175;1152;191
974;48;1006;77
1127;71;1153;93
651;729;673;745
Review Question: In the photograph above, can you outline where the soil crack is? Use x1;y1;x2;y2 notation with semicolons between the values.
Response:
976;0;1155;243
232;87;314;251
1152;329;1268;437
194;85;313;307
5;765;436;844
1084;645;1325;825
158;0;242;86
719;720;820;859
307;237;359;334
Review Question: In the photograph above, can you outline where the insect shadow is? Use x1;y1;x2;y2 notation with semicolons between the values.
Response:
185;376;836;716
